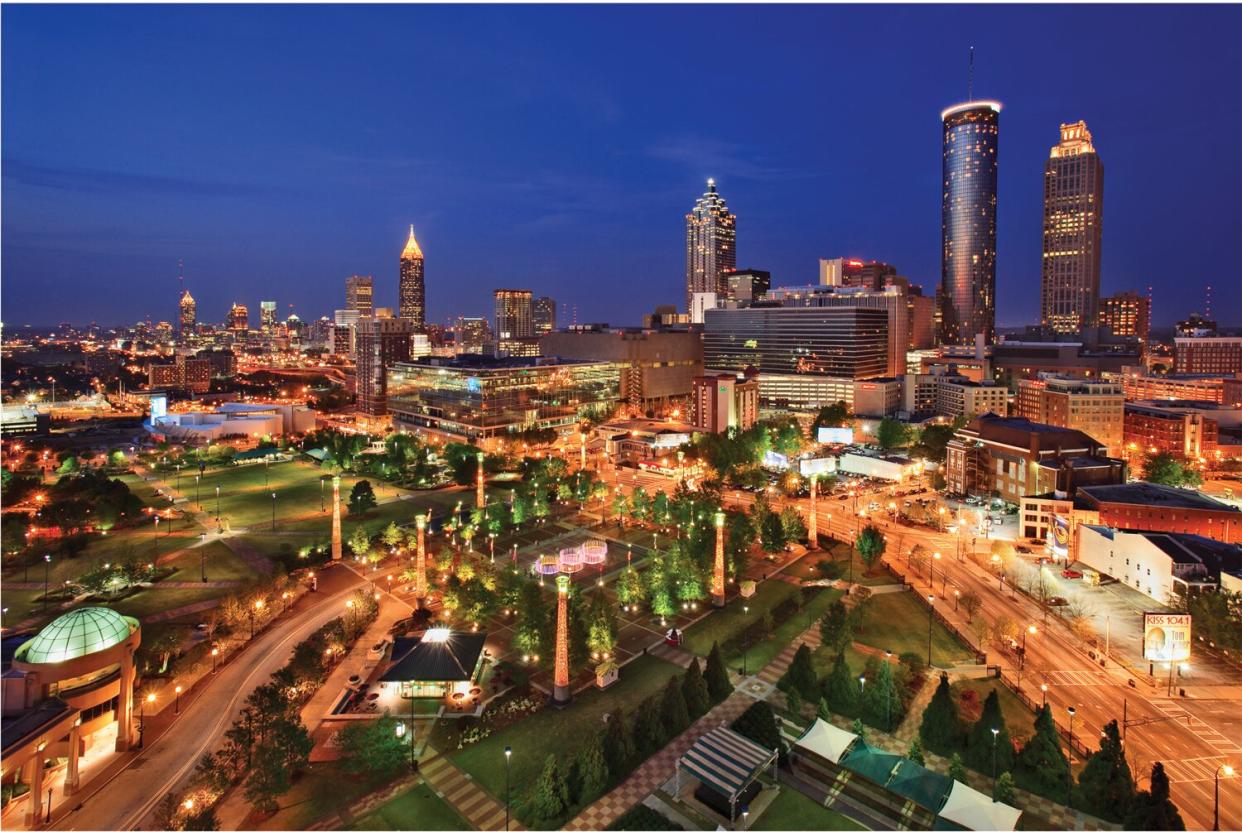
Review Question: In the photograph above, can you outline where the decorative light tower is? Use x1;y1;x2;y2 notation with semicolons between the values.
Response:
580;432;587;471
476;452;486;509
712;511;726;607
414;513;428;606
331;475;342;560
553;575;572;705
807;475;819;550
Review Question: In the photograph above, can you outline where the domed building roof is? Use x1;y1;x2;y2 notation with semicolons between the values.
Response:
16;607;138;665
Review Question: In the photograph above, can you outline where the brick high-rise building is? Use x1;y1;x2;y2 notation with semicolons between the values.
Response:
355;314;413;416
399;226;426;330
345;275;374;316
1040;122;1104;334
685;179;736;314
1016;375;1124;456
1098;291;1150;343
1175;337;1242;375
692;371;759;434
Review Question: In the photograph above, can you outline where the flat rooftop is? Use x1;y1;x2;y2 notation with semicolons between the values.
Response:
1078;482;1241;513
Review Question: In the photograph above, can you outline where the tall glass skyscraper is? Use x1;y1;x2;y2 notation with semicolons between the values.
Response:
1041;121;1104;334
399;225;425;330
940;101;1001;346
685;178;736;314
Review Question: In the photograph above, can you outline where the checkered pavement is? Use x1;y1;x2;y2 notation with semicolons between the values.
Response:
419;752;524;831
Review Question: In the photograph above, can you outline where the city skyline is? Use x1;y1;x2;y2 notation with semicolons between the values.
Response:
2;4;1240;330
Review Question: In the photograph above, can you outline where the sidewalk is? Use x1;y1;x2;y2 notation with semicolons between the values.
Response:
419;752;525;832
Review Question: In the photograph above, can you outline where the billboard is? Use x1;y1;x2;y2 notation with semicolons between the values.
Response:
149;394;168;421
800;457;838;478
762;450;789;471
817;426;853;445
1143;613;1192;663
1047;515;1070;561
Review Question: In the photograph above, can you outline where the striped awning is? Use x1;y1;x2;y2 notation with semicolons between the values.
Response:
678;727;777;803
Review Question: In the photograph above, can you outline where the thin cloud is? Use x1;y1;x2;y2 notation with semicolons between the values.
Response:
644;135;810;181
1;157;292;198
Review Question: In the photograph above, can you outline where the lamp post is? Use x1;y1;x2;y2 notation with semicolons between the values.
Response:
990;727;1000;800
211;647;219;673
175;684;183;715
930;551;941;593
1021;625;1037;670
200;531;207;581
741;605;750;676
926;594;935;668
320;476;326;513
953;588;960;611
195;474;201;509
504;746;513;832
215;485;221;520
859;675;866;704
42;554;51;612
1215;764;1234;831
138;692;154;748
1040;683;1048;707
346;599;357;641
250;599;264;639
1067;706;1077;754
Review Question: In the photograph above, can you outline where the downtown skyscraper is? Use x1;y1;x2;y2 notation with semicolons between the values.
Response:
1040;121;1104;334
939;101;1000;346
399;225;425;330
685;178;736;314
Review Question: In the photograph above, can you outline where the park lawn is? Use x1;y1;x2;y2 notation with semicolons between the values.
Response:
816;542;901;587
163;541;260;583
951;678;1037;745
681;580;802;658
751;787;865;831
451;654;685;825
108;586;235;620
741;587;842;671
3;589;49;629
249;761;381;830
261;487;471;538
851;591;972;669
346;783;467;831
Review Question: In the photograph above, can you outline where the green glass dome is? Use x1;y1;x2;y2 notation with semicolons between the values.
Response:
16;607;138;664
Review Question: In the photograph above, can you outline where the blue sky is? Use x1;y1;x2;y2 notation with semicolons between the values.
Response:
3;4;1240;328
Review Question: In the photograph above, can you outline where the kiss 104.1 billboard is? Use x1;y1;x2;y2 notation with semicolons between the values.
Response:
1143;613;1192;663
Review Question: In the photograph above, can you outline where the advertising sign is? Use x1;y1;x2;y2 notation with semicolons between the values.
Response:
150;394;168;421
762;450;789;471
800;457;838;478
1047;514;1070;561
817;426;853;445
1143;613;1192;663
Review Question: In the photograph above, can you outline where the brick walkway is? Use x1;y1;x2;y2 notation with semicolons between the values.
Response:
647;641;697;669
756;620;822;687
420;752;524;831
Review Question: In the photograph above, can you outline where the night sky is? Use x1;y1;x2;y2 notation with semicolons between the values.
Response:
3;4;1240;330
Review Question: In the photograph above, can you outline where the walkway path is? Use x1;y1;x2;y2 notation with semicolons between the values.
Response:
141;598;229;624
419;752;525;832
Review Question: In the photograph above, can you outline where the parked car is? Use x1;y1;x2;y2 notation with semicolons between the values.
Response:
1016;545;1032;554
1061;569;1083;580
1046;596;1069;606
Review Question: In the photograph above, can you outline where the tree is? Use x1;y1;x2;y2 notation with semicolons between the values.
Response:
348;480;377;516
919;673;963;755
813;401;851;431
851;718;867;741
335;716;407;781
820;600;853;654
660;676;690;737
602;708;635;775
816;698;832;723
780;506;807;544
785;686;803;715
682;659;711;720
959;590;983;622
616;566;645;607
732;701;784;760
875;417;911;451
381;522;403;550
966;689;1014;775
527;754;569;823
760;511;787;553
632;699;667;755
577;734;610;803
1074;720;1135;822
993;772;1016;804
861;659;902;732
1014;704;1072;803
910;424;956;463
1123;763;1185;831
1143;452;1202;488
348;526;371;559
725;512;754;579
705;643;733;702
854;525;886;573
585;591;618;657
906;737;925;765
949;753;967;783
778;644;819;702
243;717;312;813
821;651;860;717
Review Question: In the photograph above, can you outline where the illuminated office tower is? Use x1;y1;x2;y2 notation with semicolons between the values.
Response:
494;289;533;339
399;225;425;330
1099;291;1150;343
533;296;557;334
1041;121;1104;334
345;275;374;316
940;100;1001;346
178;290;196;334
227;303;248;332
260;301;277;333
685;178;736;314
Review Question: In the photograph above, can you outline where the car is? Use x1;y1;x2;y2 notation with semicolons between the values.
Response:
1061;569;1083;580
1015;545;1032;554
1046;596;1069;606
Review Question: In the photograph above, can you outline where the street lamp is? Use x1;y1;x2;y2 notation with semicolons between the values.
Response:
926;594;935;668
215;485;221;520
1067;706;1077;752
346;599;357;640
504;746;513;832
953;588;960;611
250;599;264;639
175;684;183;714
1021;625;1037;670
195;474;201;509
741;605;751;676
138;692;155;748
271;491;277;531
211;646;219;673
1040;683;1048;707
990;727;1000;800
42;554;51;612
1215;764;1234;831
930;551;941;593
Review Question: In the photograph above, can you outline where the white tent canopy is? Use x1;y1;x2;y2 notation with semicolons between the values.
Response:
794;718;858;764
937;780;1022;831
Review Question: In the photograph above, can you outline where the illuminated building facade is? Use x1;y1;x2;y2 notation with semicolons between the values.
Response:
455;316;490;355
227;302;249;332
1099;291;1149;343
766;284;910;376
356;314;413;416
1016;375;1124;456
818;257;898;290
540;326;703;411
532;296;557;334
387;355;620;442
1040;121;1104;334
178;290;196;334
940;101;1001;346
345;274;374;316
1175;336;1242;375
703;305;888;379
494;289;533;339
260;301;277;333
685;178;736;313
692;370;759;434
399;225;426;329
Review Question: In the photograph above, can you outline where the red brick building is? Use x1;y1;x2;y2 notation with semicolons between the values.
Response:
1077;482;1241;542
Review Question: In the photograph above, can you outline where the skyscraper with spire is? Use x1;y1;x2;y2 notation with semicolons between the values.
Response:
1040;121;1104;334
399;225;425;330
685;179;736;314
178;289;196;335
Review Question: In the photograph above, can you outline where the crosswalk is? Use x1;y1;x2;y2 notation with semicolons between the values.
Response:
1162;755;1236;784
1149;699;1242;757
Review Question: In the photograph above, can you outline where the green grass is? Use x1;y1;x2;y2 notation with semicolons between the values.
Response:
249;762;380;830
815;542;900;587
742;587;842;671
851;591;972;669
3;589;50;629
451;654;685;827
951;678;1037;745
751;787;865;831
346;783;467;831
162;541;260;583
681;581;802;657
109;586;235;620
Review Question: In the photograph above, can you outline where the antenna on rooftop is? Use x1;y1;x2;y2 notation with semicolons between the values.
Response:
968;46;975;101
178;258;185;294
1205;284;1212;320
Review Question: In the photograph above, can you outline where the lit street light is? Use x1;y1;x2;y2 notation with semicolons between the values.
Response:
990;727;1000;800
504;746;513;831
1020;625;1037;670
174;684;183;714
926;594;935;668
1216;764;1234;831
